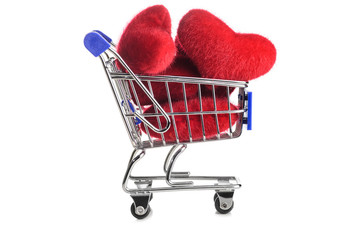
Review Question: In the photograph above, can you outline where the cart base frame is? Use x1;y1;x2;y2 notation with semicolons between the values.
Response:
123;144;241;219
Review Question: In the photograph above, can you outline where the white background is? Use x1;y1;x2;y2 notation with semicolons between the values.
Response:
1;0;362;239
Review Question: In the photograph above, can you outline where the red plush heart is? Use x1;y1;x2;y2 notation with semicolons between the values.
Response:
141;96;239;142
161;54;200;77
116;5;176;74
116;5;200;106
126;53;200;107
128;79;199;107
177;9;276;81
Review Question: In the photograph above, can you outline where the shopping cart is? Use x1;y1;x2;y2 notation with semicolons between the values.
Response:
84;30;253;219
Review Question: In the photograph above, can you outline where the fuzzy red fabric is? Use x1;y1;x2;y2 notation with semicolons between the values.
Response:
116;5;176;74
141;97;239;142
129;79;199;107
161;54;200;77
117;6;202;106
177;9;276;81
127;54;200;106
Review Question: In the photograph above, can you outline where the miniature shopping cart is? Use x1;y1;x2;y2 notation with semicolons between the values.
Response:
84;31;253;219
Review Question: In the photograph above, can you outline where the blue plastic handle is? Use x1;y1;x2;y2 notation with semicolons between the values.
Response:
247;92;252;130
93;30;112;44
84;32;111;57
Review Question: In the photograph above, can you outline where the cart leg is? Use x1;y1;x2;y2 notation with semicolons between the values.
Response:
122;149;154;219
164;144;193;186
122;149;145;194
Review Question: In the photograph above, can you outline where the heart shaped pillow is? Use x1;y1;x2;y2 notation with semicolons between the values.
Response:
141;96;239;142
116;5;200;106
116;5;175;74
177;9;277;81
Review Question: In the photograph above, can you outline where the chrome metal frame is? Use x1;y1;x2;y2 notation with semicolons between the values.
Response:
96;42;251;216
122;145;242;194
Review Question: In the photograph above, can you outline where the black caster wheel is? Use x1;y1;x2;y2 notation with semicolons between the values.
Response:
149;192;153;202
214;193;234;214
130;203;151;219
214;193;218;202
